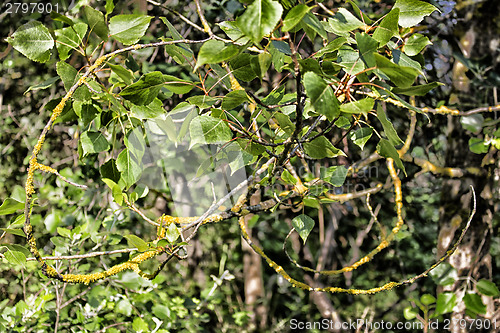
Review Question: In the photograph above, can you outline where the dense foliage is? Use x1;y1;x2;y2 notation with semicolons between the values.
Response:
0;0;498;332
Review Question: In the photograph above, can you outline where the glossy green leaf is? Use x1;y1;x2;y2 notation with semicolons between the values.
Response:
195;40;240;71
376;139;406;175
50;12;74;26
377;106;403;145
429;262;458;286
341;98;374;115
24;77;60;95
121;72;192;105
304;136;345;159
3;250;26;267
222;90;250;110
420;294;436;305
314;37;347;58
116;148;142;189
109;14;151;45
350;127;373;150
434;292;457;315
100;159;121;183
55;23;88;60
326;8;364;36
236;0;283;44
372;8;400;47
282;4;311;32
356;33;378;68
403;306;419;320
218;21;251;45
6;21;54;63
404;33;432;56
108;63;134;85
124;234;149;252
476;279;500;297
303;72;340;121
281;169;297;185
291;214;315;244
0;198;25;216
274;113;295;135
394;0;438;28
189;115;232;148
460;114;484;133
80;131;110;156
321;166;348;187
131;98;165;119
84;6;109;40
165;223;181;243
374;53;419;87
337;46;364;75
469;138;489;154
251;52;272;79
102;178;123;205
464;293;487;315
392;82;441;96
302;11;328;40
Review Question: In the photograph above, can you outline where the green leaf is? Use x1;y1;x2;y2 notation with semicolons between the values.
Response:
464;293;487;315
109;14;151;45
291;214;315;244
0;228;25;237
84;6;109;40
377;139;406;175
337;46;364;75
100;159;121;183
50;12;74;26
372;8;400;47
44;211;61;233
130;98;165;119
24;77;60;95
404;33;432;56
132;317;149;332
187;95;219;109
314;37;347;58
218;21;251;45
54;23;88;61
56;61;91;100
281;169;297;185
350;127;373;150
194;40;239;71
303;72;340;121
469;138;489;154
102;178;123;205
403;306;419;320
434;292;457;315
326;8;364;36
108;63;134;85
429;262;458;286
476;279;500;297
236;0;283;45
460;114;484;133
356;32;378;68
392;82;441;96
116;148;142;189
394;0;438;28
304;136;345;159
321;166;348;187
0;198;25;216
124;235;149;252
250;52;272;79
3;250;26;267
230;54;258;82
80;131;110;156
189;115;232;148
302;12;328;40
274;113;295;135
377;105;403;146
116;299;133;316
341;98;374;115
165;223;181;243
282;4;311;32
374;53;420;87
222;90;250;110
420;294;436;305
121;72;192;105
6;21;54;63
